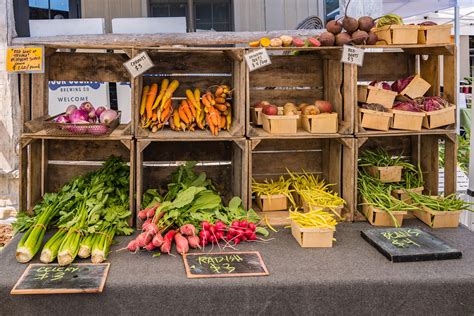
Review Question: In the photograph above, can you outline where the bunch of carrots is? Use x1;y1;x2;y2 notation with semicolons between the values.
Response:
140;79;232;136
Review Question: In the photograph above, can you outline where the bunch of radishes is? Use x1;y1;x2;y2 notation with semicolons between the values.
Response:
199;220;257;247
54;102;118;125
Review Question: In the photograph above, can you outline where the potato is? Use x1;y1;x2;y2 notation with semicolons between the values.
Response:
280;35;293;47
270;38;283;47
283;102;297;115
302;105;320;115
297;102;309;110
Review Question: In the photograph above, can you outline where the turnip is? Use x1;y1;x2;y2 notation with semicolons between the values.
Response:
99;109;118;125
80;101;94;113
65;104;77;116
95;106;106;117
69;109;89;123
152;233;164;248
187;235;201;249
88;109;97;120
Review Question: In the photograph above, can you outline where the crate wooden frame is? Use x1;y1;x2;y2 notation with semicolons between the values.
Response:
246;48;355;139
132;47;245;140
249;137;356;224
355;133;457;221
135;138;248;227
19;136;136;226
355;45;457;136
19;48;133;139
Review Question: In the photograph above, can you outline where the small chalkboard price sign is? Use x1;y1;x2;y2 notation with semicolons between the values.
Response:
11;263;110;295
183;251;269;278
361;228;462;263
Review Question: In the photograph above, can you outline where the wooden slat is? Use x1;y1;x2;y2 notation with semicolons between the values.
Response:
146;51;232;74
27;140;42;210
327;139;342;194
358;53;415;81
19;145;28;212
47;140;131;161
48;52;130;82
343;63;356;133
420;135;439;195
20;74;31;132
341;138;356;221
420;55;440;96
443;134;457;195
324;59;343;124
143;141;232;161
249;89;323;107
442;47;457;105
31;73;48;119
142;76;233;98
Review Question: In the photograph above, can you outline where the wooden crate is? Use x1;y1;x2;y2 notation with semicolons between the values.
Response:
418;24;452;44
356;46;457;135
19;137;135;225
20;48;132;138
135;138;247;228
133;48;245;140
247;49;355;137
355;134;457;221
249;137;356;223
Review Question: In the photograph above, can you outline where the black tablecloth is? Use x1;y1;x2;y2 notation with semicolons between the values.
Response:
1;220;474;315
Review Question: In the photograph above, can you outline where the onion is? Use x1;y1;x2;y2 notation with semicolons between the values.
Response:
95;106;106;117
99;109;118;125
88;109;97;120
79;101;94;113
54;115;70;123
65;104;77;116
69;109;89;123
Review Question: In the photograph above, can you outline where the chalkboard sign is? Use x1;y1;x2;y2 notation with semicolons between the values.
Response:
183;251;269;278
361;228;462;262
11;263;110;294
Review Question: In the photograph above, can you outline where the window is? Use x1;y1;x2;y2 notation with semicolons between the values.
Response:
29;0;70;19
325;0;339;22
149;0;233;31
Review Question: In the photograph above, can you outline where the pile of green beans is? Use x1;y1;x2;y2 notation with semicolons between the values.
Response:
358;171;416;227
391;164;424;190
359;148;417;172
408;192;474;212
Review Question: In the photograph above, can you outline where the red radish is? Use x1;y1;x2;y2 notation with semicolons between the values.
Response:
163;230;176;242
199;229;210;241
208;225;216;234
136;232;152;248
248;222;256;231
228;228;238;236
145;242;156;251
202;221;211;230
146;207;156;218
234;238;241;245
152;233;164;247
187;235;201;249
241;235;248;242
209;236;217;244
231;220;240;228
160;240;172;254
174;233;189;255
215;231;224;240
226;232;233;240
138;209;148;220
215;221;226;231
244;229;253;239
248;233;257;241
200;238;209;247
240;220;249;228
179;224;196;236
127;240;139;252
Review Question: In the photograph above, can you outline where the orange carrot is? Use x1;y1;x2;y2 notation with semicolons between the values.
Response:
215;97;226;104
146;83;158;119
182;100;194;122
214;103;227;112
220;115;226;129
179;104;189;125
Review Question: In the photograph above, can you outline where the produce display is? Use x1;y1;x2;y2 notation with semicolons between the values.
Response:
14;157;133;265
128;162;269;256
408;193;472;213
48;102;120;135
289;209;338;230
359;148;416;170
254;100;333;116
252;176;296;209
140;80;232;136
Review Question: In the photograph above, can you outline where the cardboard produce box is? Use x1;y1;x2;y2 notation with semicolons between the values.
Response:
418;24;452;44
358;85;397;109
255;193;288;212
262;113;298;134
414;207;461;228
423;106;456;129
390;109;425;131
365;165;403;183
290;221;335;248
373;25;419;45
359;108;393;131
361;200;406;227
398;74;431;99
301;113;338;134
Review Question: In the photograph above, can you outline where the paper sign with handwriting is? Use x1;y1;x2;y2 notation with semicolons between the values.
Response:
11;263;110;294
244;48;272;71
123;51;154;78
341;45;365;66
6;46;44;73
183;251;269;278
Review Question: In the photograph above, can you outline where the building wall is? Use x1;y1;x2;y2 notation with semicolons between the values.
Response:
459;35;470;81
234;0;324;31
81;0;146;32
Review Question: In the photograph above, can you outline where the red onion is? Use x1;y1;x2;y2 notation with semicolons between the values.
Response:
369;80;392;91
69;109;89;123
99;109;118;124
392;101;422;112
95;106;106;117
88;109;97;120
65;104;77;116
54;114;70;123
79;101;94;113
392;76;414;93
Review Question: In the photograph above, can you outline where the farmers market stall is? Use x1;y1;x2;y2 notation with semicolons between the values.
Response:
1;221;474;314
4;10;474;314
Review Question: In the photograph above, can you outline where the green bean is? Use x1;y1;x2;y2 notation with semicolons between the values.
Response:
408;192;474;212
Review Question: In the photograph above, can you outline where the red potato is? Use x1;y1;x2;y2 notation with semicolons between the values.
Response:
174;233;189;255
152;233;164;247
187;235;201;249
179;224;197;236
262;104;278;116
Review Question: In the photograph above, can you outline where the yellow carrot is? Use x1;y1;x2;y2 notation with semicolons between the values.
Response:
160;80;179;110
140;85;150;117
152;79;169;110
146;83;158;120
